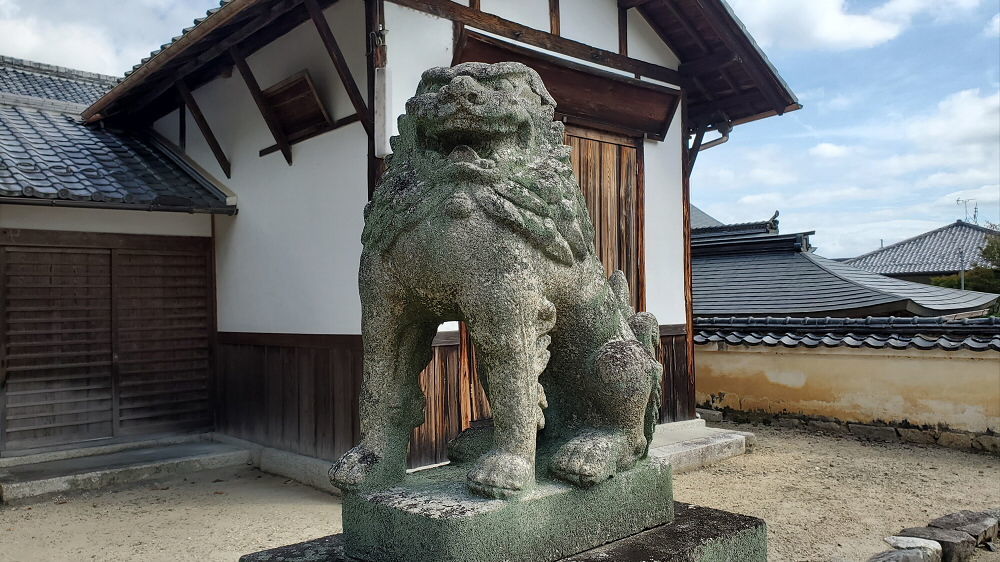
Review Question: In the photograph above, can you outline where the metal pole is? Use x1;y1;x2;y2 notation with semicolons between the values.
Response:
959;249;965;290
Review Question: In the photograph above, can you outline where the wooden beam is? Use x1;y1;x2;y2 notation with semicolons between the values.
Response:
118;0;305;120
691;0;788;114
658;0;709;54
386;0;687;87
176;81;231;179
259;113;361;156
178;103;187;152
619;0;653;8
304;0;373;135
679;51;740;76
679;92;696;421
469;0;480;9
618;6;628;56
549;0;560;36
230;46;294;165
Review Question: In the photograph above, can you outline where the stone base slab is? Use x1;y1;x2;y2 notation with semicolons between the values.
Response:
342;457;673;562
241;502;766;562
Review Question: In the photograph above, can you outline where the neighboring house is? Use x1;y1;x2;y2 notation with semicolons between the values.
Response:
847;220;1000;284
690;207;1000;442
689;206;999;317
0;0;799;466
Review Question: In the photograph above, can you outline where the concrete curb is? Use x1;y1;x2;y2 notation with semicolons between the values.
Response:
0;449;251;503
649;432;746;474
209;433;342;496
0;434;211;469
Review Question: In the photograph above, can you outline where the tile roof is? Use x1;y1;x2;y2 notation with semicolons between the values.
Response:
846;221;999;276
691;205;724;229
694;316;1000;352
0;56;116;108
692;236;998;317
0;105;233;213
0;56;235;214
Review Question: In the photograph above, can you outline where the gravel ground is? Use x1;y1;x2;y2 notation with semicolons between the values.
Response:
0;422;997;561
674;421;1000;561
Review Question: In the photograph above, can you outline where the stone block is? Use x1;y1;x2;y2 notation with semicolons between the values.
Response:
776;418;802;429
929;510;999;545
696;408;723;422
342;458;674;562
898;428;937;445
241;502;768;562
808;420;848;434
973;434;1000;454
937;432;973;450
868;549;939;562
849;424;900;442
898;527;975;562
885;536;943;561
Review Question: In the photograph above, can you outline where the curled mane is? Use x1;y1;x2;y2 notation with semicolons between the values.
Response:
362;62;596;265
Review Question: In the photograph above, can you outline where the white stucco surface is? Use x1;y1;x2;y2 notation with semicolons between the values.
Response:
626;10;681;70
559;0;618;53
643;105;686;325
0;205;212;237
153;1;369;335
480;0;550;32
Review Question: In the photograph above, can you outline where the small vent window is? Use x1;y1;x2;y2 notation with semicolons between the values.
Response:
262;70;332;142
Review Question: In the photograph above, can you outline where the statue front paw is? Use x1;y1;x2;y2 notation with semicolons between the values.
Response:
329;443;401;493
466;450;533;499
549;430;635;488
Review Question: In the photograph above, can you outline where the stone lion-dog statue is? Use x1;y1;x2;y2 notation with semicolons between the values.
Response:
331;62;662;500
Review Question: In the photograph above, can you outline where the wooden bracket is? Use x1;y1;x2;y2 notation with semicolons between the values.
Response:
304;0;374;136
176;81;231;179
230;45;294;165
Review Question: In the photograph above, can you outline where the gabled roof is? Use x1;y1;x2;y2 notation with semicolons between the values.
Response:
846;220;999;276
81;0;799;131
691;205;723;229
694;316;1000;352
692;232;998;317
0;56;235;214
0;56;116;109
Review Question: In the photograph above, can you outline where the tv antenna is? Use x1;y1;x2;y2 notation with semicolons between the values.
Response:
956;198;978;224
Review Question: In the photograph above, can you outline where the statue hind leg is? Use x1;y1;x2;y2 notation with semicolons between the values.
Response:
329;283;438;493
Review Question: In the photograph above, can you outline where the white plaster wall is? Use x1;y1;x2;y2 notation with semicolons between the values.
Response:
480;0;550;32
643;104;686;325
383;4;455;138
0;205;211;237
559;0;618;53
153;1;369;335
626;9;681;69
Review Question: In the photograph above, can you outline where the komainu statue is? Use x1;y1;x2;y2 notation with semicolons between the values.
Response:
331;62;662;500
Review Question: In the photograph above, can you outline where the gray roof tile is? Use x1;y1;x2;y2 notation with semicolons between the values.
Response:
693;239;998;317
846;221;999;275
0;104;233;213
694;316;1000;352
0;56;116;107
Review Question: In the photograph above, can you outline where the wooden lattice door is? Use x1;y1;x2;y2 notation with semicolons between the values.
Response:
0;231;213;453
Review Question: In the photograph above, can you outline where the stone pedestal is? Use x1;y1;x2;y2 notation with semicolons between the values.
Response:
342;457;674;562
241;502;767;562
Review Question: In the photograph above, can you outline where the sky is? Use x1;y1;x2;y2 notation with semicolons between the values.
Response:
0;0;997;258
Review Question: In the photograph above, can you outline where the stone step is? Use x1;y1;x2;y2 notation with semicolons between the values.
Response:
648;422;750;474
0;442;252;503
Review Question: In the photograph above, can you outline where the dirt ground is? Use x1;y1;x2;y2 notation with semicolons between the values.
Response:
0;422;997;561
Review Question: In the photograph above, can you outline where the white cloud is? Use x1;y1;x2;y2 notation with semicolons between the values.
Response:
809;143;852;158
0;0;203;75
728;0;982;50
985;13;1000;37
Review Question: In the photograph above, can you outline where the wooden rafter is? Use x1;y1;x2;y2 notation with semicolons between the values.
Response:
304;0;373;135
679;51;740;77
387;0;687;87
175;81;231;179
230;45;294;165
690;0;788;114
118;0;305;121
549;0;560;36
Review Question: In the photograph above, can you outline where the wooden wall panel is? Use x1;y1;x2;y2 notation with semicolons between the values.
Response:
658;328;692;423
214;333;363;462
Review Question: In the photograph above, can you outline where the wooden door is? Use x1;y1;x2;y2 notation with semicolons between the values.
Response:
564;125;645;311
1;246;115;451
0;231;213;453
